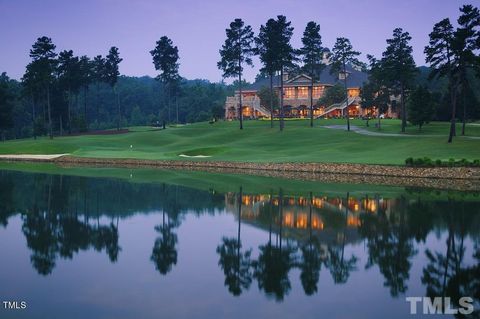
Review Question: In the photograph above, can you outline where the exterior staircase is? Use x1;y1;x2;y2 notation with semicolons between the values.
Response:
316;97;358;118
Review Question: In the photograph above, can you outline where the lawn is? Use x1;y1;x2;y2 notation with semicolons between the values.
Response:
0;119;479;165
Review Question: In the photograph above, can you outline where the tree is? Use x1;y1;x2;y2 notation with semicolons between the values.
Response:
22;62;43;139
78;55;93;128
29;36;57;138
0;73;14;140
92;55;106;126
425;6;480;142
317;84;344;107
300;21;326;127
150;36;180;123
361;55;390;129
456;5;480;136
273;15;297;132
104;47;122;130
381;28;417;133
218;18;255;130
330;37;363;131
256;18;280;128
257;86;279;113
407;86;436;130
57;50;80;134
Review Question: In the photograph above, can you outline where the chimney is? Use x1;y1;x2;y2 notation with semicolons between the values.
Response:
283;71;289;82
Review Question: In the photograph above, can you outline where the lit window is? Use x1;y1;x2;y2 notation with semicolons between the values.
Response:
284;87;295;99
297;87;308;99
312;86;324;99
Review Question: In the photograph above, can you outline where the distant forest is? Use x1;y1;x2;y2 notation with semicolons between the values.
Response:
0;73;233;139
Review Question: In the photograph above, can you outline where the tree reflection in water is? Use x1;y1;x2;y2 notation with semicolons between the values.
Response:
21;176;120;275
253;188;296;301
1;169;480;306
359;195;417;296
216;187;253;296
151;210;178;275
298;192;322;295
421;203;480;318
325;192;358;284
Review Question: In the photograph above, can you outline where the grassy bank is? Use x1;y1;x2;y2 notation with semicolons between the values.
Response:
0;119;479;165
2;162;478;200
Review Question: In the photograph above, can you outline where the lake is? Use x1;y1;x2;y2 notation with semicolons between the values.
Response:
0;166;479;319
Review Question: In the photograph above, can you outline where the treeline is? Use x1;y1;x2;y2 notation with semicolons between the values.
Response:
0;73;232;141
0;36;232;140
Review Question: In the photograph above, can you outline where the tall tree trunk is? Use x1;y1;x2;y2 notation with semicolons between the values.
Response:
401;85;406;133
68;88;72;134
461;88;466;136
310;75;314;127
343;61;350;131
115;85;120;131
83;85;88;130
47;84;53;139
60;116;63;136
238;70;243;130
280;68;284;132
448;83;458;143
377;108;381;130
96;82;100;128
269;74;274;128
176;91;179;124
31;93;36;140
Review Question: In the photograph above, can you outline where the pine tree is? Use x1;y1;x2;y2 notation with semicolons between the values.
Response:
104;47;122;130
300;21;326;127
150;36;180;123
381;28;417;133
218;18;255;130
330;37;363;131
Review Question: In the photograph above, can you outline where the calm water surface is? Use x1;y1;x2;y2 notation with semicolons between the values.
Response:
0;169;479;319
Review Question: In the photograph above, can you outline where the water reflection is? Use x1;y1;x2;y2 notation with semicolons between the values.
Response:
0;169;480;317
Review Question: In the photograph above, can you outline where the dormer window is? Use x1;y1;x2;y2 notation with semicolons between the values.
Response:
338;71;350;80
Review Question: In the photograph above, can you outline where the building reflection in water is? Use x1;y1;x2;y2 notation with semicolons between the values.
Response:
1;170;480;313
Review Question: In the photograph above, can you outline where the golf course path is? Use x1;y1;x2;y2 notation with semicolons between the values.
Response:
0;154;69;160
324;125;417;137
324;125;480;139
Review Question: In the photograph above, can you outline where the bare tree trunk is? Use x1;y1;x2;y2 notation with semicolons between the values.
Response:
68;88;72;134
401;85;406;133
448;84;459;143
47;84;53;139
238;70;243;130
310;75;314;127
31;93;37;140
96;82;100;128
269;74;274;128
461;88;466;136
115;85;120;131
176;92;179;124
84;85;88;130
343;61;350;131
280;68;284;132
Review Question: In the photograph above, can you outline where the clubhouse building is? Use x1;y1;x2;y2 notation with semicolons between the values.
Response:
224;65;398;120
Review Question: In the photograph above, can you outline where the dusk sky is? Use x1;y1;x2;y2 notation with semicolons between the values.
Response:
1;0;478;82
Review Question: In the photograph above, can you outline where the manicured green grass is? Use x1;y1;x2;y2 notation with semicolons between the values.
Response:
0;119;479;165
356;118;480;136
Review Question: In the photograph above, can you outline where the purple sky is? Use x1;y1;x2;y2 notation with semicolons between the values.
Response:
0;0;478;82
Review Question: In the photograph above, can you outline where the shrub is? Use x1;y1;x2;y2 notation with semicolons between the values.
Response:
405;157;480;167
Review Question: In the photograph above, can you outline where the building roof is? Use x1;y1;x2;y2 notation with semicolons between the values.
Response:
246;64;368;91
